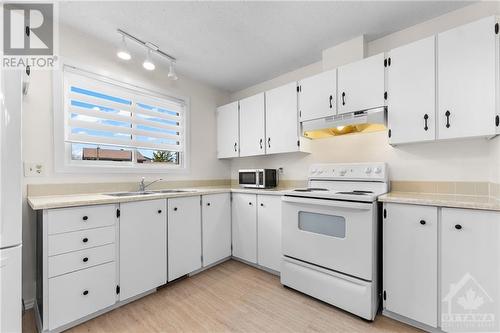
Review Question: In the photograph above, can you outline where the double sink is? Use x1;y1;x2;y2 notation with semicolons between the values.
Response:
106;189;195;197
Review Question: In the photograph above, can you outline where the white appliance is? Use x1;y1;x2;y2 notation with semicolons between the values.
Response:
281;163;388;320
0;69;23;333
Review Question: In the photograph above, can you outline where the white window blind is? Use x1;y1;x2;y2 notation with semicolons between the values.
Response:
63;67;185;154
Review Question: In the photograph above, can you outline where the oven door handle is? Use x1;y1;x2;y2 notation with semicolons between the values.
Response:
282;196;373;210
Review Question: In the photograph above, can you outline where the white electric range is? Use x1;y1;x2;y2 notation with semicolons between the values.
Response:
280;163;388;320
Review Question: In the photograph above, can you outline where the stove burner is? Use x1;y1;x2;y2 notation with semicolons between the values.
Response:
294;188;329;192
336;190;374;195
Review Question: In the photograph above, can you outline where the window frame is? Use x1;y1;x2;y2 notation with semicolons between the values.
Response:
54;59;190;174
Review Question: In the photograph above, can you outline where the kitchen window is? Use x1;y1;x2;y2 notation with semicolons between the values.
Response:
55;64;188;172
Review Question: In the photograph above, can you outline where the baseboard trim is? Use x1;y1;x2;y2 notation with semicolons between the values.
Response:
24;298;35;310
231;256;280;276
382;309;441;333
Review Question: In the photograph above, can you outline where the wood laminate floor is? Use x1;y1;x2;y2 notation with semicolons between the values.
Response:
23;260;421;332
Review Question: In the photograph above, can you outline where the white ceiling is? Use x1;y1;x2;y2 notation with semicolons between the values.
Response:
59;1;473;92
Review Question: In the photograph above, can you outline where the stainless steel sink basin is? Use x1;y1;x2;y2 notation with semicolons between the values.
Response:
152;189;194;194
106;191;156;197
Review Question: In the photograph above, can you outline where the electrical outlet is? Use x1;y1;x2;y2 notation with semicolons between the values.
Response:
24;162;45;177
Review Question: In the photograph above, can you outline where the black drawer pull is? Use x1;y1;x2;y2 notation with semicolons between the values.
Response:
455;224;462;230
249;202;253;206
260;203;264;207
207;203;211;206
82;237;88;243
82;216;88;221
83;257;89;263
83;290;89;296
158;210;162;214
173;207;178;211
420;220;426;225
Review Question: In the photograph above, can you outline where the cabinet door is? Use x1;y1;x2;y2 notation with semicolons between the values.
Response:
441;208;500;332
338;53;385;115
168;196;202;281
119;199;167;301
0;246;21;333
257;195;282;272
202;193;231;267
216;101;239;158
265;82;299;154
388;36;436;144
299;70;337;122
239;93;266;157
231;193;257;263
437;16;497;140
383;203;438;327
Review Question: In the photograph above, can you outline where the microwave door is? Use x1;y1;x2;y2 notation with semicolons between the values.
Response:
239;171;257;187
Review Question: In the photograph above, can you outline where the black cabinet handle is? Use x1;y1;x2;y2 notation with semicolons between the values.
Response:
329;95;333;109
158;210;162;214
267;137;271;148
249;202;253;206
259;138;263;149
82;237;88;243
207;202;211;206
424;114;429;131
82;216;88;221
173;207;178;211
445;110;451;128
420;220;426;225
341;92;346;106
234;142;237;152
260;203;264;207
455;224;462;230
82;290;89;296
83;257;89;263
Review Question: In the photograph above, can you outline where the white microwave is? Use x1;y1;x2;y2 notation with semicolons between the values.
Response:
238;169;278;188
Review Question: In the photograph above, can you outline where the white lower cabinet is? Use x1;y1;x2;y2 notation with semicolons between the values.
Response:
232;193;258;263
119;199;167;301
168;196;202;281
0;246;21;333
48;262;116;330
441;208;500;332
383;203;500;332
257;195;282;272
202;193;231;267
383;203;438;327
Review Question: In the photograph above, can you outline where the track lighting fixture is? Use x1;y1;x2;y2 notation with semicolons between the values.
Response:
168;62;178;80
116;36;131;60
143;50;155;71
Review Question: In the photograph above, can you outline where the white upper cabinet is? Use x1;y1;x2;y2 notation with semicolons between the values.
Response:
216;101;239;158
298;70;337;122
265;82;300;154
388;36;436;145
438;16;498;140
337;53;385;115
239;93;266;157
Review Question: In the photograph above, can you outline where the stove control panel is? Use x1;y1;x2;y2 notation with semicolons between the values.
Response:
308;163;387;181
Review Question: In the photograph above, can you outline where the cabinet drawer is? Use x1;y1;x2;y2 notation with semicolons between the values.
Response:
48;244;115;278
48;262;116;330
47;205;116;235
48;226;115;256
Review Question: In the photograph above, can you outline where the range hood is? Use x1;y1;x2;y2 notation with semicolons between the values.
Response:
301;106;387;139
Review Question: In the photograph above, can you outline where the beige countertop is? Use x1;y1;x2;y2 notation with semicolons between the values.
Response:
28;187;289;210
378;192;500;211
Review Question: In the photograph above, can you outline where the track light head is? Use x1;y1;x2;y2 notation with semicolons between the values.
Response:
168;62;178;80
143;50;155;71
116;36;131;61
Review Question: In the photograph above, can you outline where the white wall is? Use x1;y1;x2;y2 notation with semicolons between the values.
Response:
22;24;230;303
229;1;500;184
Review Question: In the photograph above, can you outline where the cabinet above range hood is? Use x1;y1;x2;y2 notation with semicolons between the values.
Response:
301;106;387;139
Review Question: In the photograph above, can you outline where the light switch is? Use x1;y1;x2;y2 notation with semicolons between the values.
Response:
24;162;45;177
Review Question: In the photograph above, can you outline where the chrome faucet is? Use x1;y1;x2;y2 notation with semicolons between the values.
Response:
139;177;163;192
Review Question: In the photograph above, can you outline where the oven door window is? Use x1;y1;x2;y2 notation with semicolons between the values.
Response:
298;211;346;238
239;172;256;185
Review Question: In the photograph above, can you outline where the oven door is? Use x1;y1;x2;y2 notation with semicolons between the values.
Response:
282;195;376;281
238;170;258;188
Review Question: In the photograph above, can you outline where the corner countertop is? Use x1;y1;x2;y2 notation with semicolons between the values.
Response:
27;187;289;210
378;192;500;212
